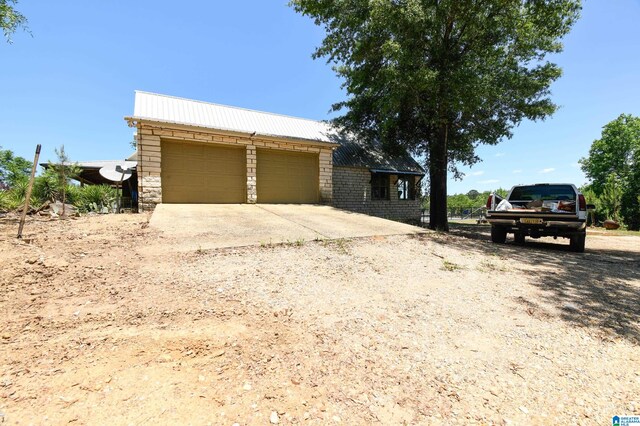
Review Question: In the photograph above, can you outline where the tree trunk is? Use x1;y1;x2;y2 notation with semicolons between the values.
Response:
428;125;449;231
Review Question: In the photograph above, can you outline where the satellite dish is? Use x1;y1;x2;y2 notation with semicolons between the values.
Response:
99;165;133;182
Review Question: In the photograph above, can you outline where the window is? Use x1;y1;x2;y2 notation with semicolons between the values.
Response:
509;184;574;201
397;175;416;200
371;173;389;200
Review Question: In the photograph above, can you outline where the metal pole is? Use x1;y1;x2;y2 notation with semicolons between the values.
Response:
17;144;42;239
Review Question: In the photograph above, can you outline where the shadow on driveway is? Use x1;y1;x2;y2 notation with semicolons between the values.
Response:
419;223;640;345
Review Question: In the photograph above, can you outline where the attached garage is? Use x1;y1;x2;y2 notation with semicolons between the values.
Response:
257;149;319;203
161;140;246;203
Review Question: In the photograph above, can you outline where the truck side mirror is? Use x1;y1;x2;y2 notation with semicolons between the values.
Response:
586;204;596;210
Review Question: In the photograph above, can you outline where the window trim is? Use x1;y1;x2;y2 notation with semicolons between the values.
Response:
371;173;390;200
396;175;416;201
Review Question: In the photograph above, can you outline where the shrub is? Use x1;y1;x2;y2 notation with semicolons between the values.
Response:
76;184;118;212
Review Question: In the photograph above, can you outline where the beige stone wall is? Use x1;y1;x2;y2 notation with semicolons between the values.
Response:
135;122;335;211
332;166;422;221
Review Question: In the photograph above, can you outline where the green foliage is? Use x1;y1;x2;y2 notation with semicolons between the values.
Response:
76;184;118;212
0;147;32;188
1;181;118;214
466;189;480;200
0;0;29;43
32;167;60;202
291;0;581;231
48;145;81;214
580;114;640;230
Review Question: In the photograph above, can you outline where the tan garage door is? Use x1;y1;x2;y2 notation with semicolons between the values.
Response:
257;149;319;203
161;140;246;203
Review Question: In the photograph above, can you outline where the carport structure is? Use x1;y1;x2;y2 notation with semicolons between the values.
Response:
126;91;338;211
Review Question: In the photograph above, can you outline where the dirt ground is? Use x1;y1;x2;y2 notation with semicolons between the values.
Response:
1;213;639;425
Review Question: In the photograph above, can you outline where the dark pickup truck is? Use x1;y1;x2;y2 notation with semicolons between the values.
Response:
485;183;593;252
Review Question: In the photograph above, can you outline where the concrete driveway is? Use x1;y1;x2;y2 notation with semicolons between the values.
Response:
149;204;426;250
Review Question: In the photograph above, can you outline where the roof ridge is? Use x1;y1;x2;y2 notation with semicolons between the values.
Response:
134;90;334;126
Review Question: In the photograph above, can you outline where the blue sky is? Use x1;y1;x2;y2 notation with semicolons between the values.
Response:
1;1;639;195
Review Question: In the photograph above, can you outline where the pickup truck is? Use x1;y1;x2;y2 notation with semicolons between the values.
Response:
485;183;593;252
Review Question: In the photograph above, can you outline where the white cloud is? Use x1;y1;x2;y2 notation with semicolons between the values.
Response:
495;153;506;157
539;168;555;174
512;169;522;174
479;179;499;184
469;170;485;176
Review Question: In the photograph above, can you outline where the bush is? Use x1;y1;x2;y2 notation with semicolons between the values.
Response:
0;178;119;215
32;168;60;203
0;188;42;212
76;184;118;212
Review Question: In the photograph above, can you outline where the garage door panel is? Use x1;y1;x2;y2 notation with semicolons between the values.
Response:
161;141;246;203
257;149;319;204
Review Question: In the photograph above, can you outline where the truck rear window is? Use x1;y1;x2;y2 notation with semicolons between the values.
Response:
509;185;575;201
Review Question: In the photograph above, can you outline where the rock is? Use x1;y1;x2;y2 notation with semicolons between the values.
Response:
243;383;252;391
603;219;620;230
332;415;341;422
270;411;279;424
50;202;78;217
519;406;529;414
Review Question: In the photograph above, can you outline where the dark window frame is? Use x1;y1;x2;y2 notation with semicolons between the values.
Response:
397;175;416;200
371;173;390;200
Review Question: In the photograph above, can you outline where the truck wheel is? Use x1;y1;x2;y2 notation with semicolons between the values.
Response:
491;226;507;243
570;231;586;253
514;232;525;245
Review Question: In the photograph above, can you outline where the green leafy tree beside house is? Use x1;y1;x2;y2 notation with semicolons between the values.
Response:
291;0;581;231
580;114;640;230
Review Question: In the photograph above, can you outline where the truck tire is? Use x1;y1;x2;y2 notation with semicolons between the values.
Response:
491;226;507;243
514;232;526;245
570;231;586;253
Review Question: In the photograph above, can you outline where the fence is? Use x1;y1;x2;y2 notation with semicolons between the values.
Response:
421;206;487;223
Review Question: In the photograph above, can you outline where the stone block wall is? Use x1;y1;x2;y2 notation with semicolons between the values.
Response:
135;122;335;211
332;166;422;221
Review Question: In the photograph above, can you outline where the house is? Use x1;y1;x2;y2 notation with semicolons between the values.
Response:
125;91;425;221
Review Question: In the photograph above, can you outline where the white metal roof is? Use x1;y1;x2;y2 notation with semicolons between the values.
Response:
72;160;137;169
130;91;339;144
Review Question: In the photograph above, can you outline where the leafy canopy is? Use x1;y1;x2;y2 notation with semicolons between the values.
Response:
0;0;29;43
0;147;32;188
580;114;640;229
291;0;580;171
291;0;581;230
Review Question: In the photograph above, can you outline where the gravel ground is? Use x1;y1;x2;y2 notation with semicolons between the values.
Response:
0;213;639;425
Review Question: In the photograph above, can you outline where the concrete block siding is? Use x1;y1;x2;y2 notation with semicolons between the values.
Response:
136;122;334;211
332;166;422;221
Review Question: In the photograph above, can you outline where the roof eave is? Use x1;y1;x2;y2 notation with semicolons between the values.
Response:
125;116;341;148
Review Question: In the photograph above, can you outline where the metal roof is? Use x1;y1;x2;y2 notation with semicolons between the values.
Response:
41;160;137;170
131;91;340;144
332;136;424;174
129;91;424;174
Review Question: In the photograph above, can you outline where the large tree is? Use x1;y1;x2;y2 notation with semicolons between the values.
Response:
1;0;28;43
291;0;581;230
0;147;31;188
580;114;640;230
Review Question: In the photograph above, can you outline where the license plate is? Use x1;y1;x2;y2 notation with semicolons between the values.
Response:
521;218;543;225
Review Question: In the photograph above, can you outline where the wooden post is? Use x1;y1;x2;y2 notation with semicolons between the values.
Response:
17;144;42;239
